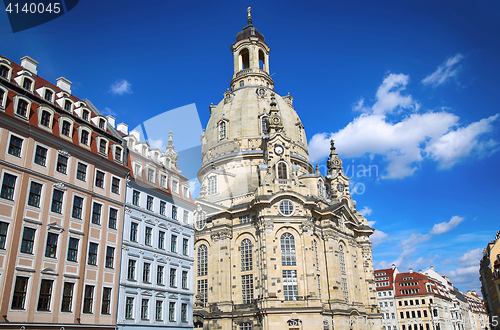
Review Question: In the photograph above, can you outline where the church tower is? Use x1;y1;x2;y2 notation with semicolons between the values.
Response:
193;9;381;330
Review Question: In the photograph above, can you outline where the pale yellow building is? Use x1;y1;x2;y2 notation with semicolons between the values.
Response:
193;11;381;330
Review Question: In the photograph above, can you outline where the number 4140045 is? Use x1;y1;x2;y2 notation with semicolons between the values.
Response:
5;3;61;14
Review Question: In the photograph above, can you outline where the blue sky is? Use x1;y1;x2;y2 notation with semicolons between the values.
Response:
2;0;499;293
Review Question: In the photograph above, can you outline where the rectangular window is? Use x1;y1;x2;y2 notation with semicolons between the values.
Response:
23;78;32;90
76;163;87;181
11;276;28;309
82;110;89;121
56;154;68;174
141;299;149;320
143;263;151;282
109;208;118;229
171;235;177;253
34;145;48;166
45;232;58;258
181;303;187;323
101;287;111;315
83;285;94;313
156;300;163;321
172;205;177;220
72;196;84;219
282;270;298;301
145;226;152;246
130;222;138;242
99;118;105;129
80;130;89;145
157;265;164;285
125;297;134;319
105;246;115;268
182;270;188;289
51;189;64;213
172;180;178;193
111;177;120;194
8;135;23;157
132;190;140;206
28;181;42;207
183;210;189;223
147;195;153;211
197;279;208;306
92;203;102;224
160;174;167;188
169;302;175;322
67;237;79;261
242;274;254;304
61;282;74;312
20;227;35;254
88;242;98;265
95;170;104;188
158;231;165;249
0;221;8;249
134;164;141;177
37;279;53;311
127;259;136;280
183;238;188;256
160;201;166;216
114;147;122;162
64;100;72;111
1;173;16;200
170;268;177;287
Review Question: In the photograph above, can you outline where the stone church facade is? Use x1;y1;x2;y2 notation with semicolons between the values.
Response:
193;11;381;330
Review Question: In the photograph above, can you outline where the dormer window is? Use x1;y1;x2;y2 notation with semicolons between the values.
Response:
0;87;7;109
82;110;90;121
64;100;72;111
98;118;105;129
79;128;91;147
114;146;122;162
44;90;53;102
128;138;134;148
98;138;108;155
40;110;51;127
61;121;71;137
0;65;8;79
142;146;147;156
15;98;30;118
22;78;32;91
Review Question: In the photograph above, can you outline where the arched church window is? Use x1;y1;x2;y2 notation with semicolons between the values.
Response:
259;50;265;70
207;176;217;195
241;239;253;271
277;162;287;179
281;232;296;266
197;244;208;276
313;239;319;270
239;80;244;88
339;244;346;275
240;48;250;69
261;116;268;134
318;180;325;198
219;121;226;140
195;211;206;230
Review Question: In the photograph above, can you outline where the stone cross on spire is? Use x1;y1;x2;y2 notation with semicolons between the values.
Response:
166;131;174;151
247;7;252;25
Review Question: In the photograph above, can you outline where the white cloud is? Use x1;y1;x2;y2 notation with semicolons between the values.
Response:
148;138;163;150
359;206;373;217
367;221;376;227
188;179;199;195
371;230;389;246
110;79;132;95
308;72;499;179
446;265;479;285
430;215;464;235
457;248;483;267
422;53;464;87
102;107;118;117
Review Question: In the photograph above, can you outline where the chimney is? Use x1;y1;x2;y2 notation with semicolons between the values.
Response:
56;77;72;94
392;264;396;270
409;268;413;273
467;290;471;294
419;270;422;274
20;56;38;75
472;290;476;295
117;123;129;135
106;116;115;129
130;129;140;141
430;266;434;271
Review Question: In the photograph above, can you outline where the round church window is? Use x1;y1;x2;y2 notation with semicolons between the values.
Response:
279;200;294;216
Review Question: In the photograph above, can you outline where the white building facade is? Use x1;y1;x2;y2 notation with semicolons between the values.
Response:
116;129;196;330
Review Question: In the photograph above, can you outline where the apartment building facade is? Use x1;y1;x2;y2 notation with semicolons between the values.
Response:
116;128;196;330
375;266;400;330
480;231;500;329
0;55;129;329
463;290;489;330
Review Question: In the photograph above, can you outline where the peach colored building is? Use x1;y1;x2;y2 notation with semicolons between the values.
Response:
0;55;129;329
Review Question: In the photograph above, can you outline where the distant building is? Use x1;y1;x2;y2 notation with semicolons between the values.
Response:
480;231;500;329
463;290;489;330
0;55;129;329
375;265;400;330
116;128;196;329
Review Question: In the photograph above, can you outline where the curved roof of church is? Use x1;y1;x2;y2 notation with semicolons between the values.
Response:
236;21;265;42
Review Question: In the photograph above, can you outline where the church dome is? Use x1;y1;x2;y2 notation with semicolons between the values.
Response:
236;23;265;42
201;86;308;164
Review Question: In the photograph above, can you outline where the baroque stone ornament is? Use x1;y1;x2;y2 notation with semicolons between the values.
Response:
54;182;67;191
57;149;70;157
300;218;314;234
124;207;131;214
322;228;338;241
210;228;232;241
257;217;274;235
